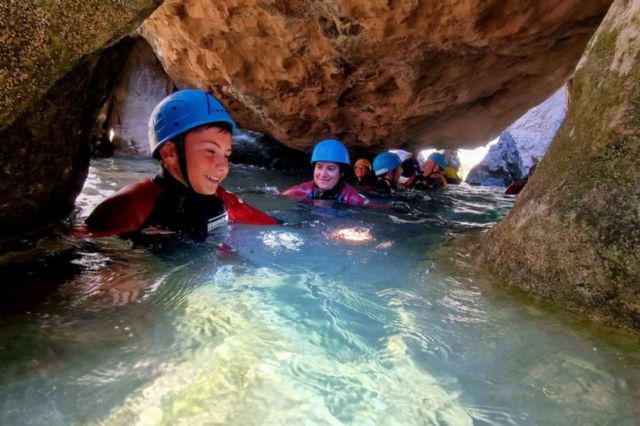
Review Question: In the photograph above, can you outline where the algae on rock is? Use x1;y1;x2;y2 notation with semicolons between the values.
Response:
478;0;640;330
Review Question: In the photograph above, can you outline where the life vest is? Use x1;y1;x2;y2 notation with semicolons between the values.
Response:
443;167;462;184
282;180;370;206
82;171;277;239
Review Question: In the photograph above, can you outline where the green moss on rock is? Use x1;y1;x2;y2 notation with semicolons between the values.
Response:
478;0;640;330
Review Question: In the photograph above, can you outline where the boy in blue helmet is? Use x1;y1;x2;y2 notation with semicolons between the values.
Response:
83;89;278;241
282;139;370;206
370;151;404;195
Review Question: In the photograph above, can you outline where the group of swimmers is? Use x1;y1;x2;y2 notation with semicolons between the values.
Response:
83;89;460;241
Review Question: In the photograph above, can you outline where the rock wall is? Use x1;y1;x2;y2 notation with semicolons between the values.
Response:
467;86;569;186
106;37;176;156
141;0;611;151
0;1;162;244
0;0;163;133
0;40;135;244
478;0;640;330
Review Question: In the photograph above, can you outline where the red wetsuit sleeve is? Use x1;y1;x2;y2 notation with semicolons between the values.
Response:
216;187;279;225
340;182;370;206
281;181;315;199
82;179;163;237
505;179;528;195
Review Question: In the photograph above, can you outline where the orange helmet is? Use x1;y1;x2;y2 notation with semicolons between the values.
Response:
354;158;372;170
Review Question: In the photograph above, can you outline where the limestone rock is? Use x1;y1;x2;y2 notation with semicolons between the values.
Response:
0;40;135;244
0;1;162;244
467;86;568;186
106;38;176;156
0;0;163;133
466;131;523;186
231;130;309;170
478;0;640;330
141;0;611;151
507;86;569;175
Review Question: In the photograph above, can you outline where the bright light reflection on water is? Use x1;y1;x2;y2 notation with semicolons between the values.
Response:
0;158;639;425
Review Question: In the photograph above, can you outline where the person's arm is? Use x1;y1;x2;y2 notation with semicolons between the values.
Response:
281;181;314;199
78;179;162;237
217;187;279;225
339;182;371;206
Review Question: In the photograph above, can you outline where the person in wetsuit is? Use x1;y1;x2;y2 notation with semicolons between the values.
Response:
406;151;449;191
84;89;278;241
282;139;370;206
350;158;377;191
370;151;404;196
505;163;537;195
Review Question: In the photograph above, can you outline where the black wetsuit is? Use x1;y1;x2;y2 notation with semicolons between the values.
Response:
140;170;228;239
350;174;378;192
406;175;446;191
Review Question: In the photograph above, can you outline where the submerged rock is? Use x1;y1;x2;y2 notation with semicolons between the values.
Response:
478;0;640;330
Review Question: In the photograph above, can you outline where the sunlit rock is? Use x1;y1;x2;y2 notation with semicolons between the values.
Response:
466;131;523;186
467;86;569;186
141;0;610;151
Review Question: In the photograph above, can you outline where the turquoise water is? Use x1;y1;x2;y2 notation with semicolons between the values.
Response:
1;158;639;425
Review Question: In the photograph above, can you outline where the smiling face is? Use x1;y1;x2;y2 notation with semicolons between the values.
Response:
160;126;232;195
314;161;341;191
184;126;232;194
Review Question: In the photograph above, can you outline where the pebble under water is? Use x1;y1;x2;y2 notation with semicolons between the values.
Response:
0;158;639;425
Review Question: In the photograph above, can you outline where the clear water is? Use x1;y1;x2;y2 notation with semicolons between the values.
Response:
1;158;639;425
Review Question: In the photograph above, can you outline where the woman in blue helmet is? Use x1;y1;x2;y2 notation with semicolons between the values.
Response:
83;89;278;241
282;139;370;206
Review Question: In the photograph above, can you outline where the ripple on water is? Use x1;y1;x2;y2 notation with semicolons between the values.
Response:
376;287;455;363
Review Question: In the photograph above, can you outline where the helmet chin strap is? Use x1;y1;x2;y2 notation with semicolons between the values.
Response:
175;138;194;191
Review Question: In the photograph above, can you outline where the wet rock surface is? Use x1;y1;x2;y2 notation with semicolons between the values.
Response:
478;0;640;330
0;40;135;244
141;0;610;151
231;130;309;170
103;38;176;156
0;1;162;244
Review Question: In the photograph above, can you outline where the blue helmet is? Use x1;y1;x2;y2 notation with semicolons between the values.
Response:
149;89;236;159
310;139;350;165
428;152;448;170
373;152;402;176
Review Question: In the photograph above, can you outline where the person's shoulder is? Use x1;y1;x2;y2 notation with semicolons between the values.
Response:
282;181;315;197
85;179;162;236
216;187;279;225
